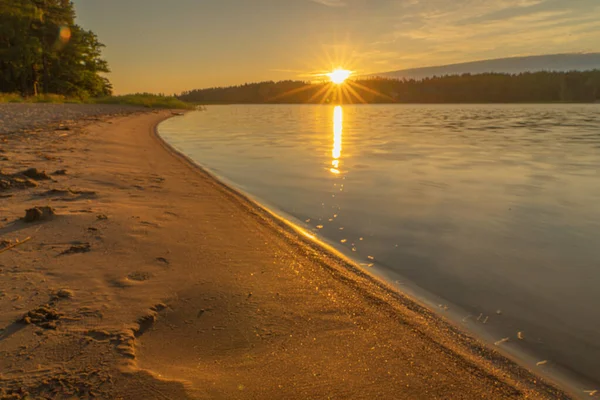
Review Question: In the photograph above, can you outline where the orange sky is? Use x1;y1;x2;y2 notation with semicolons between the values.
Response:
72;0;600;94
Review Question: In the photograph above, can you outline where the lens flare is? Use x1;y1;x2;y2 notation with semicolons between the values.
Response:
59;26;71;44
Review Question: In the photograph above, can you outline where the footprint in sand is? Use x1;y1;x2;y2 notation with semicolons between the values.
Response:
87;226;103;241
140;220;161;228
148;176;165;189
36;188;70;197
156;257;169;266
109;277;136;288
84;330;112;342
127;271;152;282
36;188;97;202
110;271;152;288
59;243;91;256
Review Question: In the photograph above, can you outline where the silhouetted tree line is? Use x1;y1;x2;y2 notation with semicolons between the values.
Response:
180;80;317;104
179;70;600;104
0;0;112;97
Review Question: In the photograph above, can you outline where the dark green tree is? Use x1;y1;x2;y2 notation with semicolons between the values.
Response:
0;0;112;97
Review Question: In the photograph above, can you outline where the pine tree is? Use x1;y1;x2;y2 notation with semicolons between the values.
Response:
0;0;112;97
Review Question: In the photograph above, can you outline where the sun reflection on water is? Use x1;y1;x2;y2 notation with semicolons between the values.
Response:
331;105;343;175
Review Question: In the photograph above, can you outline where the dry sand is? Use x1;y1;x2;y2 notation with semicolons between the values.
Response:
0;109;571;399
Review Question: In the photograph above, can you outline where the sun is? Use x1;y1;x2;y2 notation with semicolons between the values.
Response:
327;69;352;84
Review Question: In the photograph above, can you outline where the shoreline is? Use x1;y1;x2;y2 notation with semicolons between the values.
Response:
153;115;575;398
1;108;571;398
183;160;594;398
155;115;589;399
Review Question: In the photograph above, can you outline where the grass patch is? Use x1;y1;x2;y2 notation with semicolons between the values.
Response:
93;94;194;109
1;93;193;109
0;93;80;104
32;94;71;103
0;93;26;103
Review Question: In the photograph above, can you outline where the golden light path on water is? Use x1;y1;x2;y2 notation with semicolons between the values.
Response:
331;105;343;175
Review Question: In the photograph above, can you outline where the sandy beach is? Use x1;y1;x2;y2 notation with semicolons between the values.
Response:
0;107;570;399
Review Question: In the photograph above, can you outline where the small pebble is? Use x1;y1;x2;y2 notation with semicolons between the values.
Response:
55;289;74;299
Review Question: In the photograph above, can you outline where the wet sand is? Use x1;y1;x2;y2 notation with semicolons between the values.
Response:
0;109;571;399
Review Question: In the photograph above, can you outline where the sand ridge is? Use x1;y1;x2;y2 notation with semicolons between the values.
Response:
0;109;571;399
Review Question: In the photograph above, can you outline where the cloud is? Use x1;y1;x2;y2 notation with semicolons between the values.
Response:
362;0;600;71
309;0;346;7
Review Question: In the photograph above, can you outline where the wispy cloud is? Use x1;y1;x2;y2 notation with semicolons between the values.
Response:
362;0;600;72
309;0;346;7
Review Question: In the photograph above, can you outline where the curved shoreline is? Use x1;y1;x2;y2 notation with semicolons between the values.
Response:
152;115;573;399
0;108;574;399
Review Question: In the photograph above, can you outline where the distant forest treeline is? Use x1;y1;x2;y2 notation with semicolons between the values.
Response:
179;70;600;104
0;0;112;98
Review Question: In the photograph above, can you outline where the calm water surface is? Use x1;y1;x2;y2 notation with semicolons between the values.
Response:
159;104;600;392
